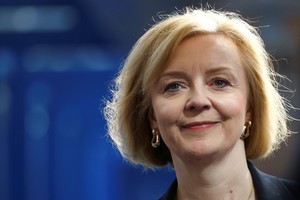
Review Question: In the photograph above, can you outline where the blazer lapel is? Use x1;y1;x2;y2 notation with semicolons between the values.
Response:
248;161;297;200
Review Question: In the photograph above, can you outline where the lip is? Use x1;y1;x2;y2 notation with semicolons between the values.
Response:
181;121;219;131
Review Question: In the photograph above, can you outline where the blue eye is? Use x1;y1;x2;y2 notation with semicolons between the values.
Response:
214;79;229;88
164;82;182;92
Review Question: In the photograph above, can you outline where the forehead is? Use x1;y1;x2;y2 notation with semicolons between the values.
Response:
163;34;243;74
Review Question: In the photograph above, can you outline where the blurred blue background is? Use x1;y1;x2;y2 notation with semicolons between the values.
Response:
0;0;299;200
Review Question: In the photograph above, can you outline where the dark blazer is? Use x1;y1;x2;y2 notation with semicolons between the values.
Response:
159;161;299;200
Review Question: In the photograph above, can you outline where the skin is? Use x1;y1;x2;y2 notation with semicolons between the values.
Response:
149;34;255;199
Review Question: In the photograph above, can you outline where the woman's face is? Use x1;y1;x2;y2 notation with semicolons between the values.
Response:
149;34;251;163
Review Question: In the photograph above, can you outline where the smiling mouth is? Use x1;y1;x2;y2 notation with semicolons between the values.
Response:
181;121;218;131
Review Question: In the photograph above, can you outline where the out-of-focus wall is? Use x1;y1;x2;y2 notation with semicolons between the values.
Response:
0;1;299;200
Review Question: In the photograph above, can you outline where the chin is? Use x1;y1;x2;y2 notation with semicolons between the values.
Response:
180;144;219;161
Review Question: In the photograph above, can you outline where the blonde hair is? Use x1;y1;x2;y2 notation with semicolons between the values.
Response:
103;7;291;167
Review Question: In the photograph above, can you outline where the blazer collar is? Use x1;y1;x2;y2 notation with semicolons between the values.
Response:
247;161;297;200
159;161;298;200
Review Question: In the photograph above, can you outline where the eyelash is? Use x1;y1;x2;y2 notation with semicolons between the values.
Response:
163;78;231;93
212;78;231;88
164;82;184;92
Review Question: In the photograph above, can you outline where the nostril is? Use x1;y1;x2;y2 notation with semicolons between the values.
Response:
189;105;195;110
185;88;211;111
186;100;211;111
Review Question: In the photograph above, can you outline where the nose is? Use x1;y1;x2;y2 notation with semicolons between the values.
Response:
185;85;211;112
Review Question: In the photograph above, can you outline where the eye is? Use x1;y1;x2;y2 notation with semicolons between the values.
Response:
164;82;183;92
213;79;230;88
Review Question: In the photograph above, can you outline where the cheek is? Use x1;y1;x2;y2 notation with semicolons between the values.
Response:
213;93;248;118
152;97;184;126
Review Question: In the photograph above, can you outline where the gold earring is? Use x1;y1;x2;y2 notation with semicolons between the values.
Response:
241;121;252;140
151;128;160;148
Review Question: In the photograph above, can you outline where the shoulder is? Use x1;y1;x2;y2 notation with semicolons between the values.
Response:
248;161;299;200
159;162;299;200
158;179;177;200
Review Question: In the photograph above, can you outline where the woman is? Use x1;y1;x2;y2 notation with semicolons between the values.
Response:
104;7;299;200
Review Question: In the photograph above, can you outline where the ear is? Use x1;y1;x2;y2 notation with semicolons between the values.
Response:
148;107;158;129
246;108;252;122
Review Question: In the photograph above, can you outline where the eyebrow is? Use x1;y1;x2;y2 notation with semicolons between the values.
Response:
160;66;238;79
205;66;238;76
159;71;189;80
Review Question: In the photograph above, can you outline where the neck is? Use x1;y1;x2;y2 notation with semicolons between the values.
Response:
173;141;255;200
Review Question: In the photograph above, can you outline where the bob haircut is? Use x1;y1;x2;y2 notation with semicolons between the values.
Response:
104;7;291;167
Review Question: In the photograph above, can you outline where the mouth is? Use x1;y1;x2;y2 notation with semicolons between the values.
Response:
181;121;219;131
